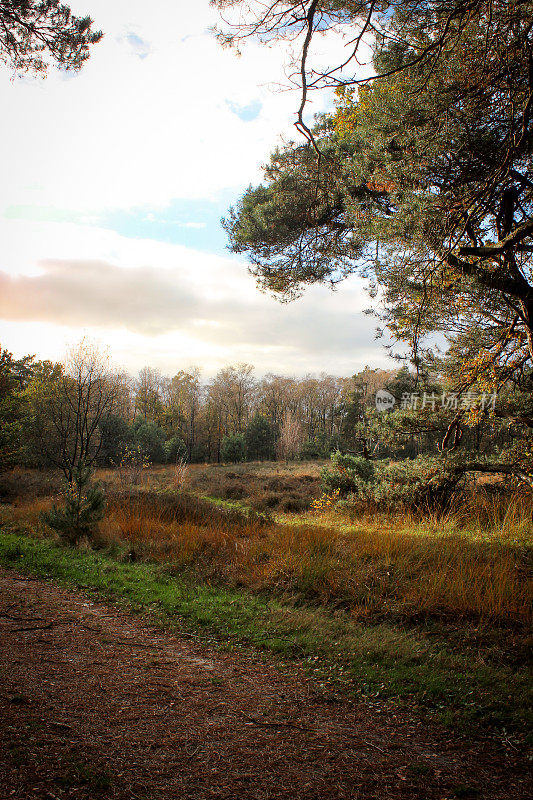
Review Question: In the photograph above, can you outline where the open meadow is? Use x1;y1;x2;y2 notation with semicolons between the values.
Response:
1;461;531;750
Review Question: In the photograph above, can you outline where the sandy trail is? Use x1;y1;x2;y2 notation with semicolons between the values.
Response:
0;569;529;799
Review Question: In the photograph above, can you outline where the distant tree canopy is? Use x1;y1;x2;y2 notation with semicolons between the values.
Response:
221;432;246;463
244;413;275;460
214;1;533;405
0;347;34;469
2;340;531;490
0;0;102;74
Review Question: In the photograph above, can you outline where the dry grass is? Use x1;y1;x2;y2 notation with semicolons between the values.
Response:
96;462;323;513
454;490;533;540
0;467;62;501
2;465;531;626
186;461;322;512
0;496;54;529
99;488;532;626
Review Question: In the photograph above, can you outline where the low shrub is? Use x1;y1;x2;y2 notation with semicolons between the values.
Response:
369;456;465;511
42;465;106;545
322;452;465;512
320;452;376;494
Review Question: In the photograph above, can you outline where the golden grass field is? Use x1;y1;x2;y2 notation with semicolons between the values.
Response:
2;462;531;627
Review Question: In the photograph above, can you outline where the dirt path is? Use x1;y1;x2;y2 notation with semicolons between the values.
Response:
0;569;529;800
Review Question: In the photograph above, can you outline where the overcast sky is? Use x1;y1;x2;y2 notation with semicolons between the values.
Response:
0;0;393;377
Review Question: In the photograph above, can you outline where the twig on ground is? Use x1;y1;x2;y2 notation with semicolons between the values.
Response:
100;638;158;649
49;720;73;731
240;711;387;753
240;710;314;732
6;621;68;633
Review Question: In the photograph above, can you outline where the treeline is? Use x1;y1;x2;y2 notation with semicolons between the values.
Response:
122;363;371;464
0;350;395;467
1;343;528;477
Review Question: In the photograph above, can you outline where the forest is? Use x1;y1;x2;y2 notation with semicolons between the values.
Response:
2;339;531;507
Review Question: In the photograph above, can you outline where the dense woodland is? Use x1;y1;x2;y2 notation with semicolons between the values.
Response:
1;342;530;490
1;344;398;467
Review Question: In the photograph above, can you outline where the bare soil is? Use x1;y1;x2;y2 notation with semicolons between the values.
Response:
0;569;530;800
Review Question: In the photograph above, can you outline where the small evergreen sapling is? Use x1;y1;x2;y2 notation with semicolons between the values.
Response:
42;463;105;545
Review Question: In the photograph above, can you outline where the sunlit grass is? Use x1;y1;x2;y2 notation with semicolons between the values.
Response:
99;489;532;625
1;465;532;739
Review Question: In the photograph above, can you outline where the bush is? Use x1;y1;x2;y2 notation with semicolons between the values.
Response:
320;451;375;494
98;414;131;466
244;414;275;461
42;464;105;544
132;420;166;463
116;443;150;487
321;451;465;511
190;443;208;463
368;456;465;511
299;433;341;460
221;433;246;463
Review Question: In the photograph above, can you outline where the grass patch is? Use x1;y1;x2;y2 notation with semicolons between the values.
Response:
98;489;532;626
98;461;323;514
0;528;531;740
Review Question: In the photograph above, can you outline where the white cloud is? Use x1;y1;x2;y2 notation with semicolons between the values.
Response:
0;1;389;376
1;1;374;213
0;218;392;375
0;0;303;212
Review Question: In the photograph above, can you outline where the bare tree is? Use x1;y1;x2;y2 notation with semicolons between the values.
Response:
31;339;121;483
208;363;257;434
134;366;163;422
165;368;203;458
276;410;303;462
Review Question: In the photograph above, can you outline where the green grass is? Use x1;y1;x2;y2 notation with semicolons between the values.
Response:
196;492;252;513
0;528;531;741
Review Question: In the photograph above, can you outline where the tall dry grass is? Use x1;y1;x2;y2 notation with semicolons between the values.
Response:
100;489;532;626
0;496;54;528
2;466;530;625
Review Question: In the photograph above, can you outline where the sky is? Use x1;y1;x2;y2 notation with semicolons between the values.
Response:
0;0;393;378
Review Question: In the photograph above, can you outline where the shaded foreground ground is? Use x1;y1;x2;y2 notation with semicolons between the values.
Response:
0;570;530;800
